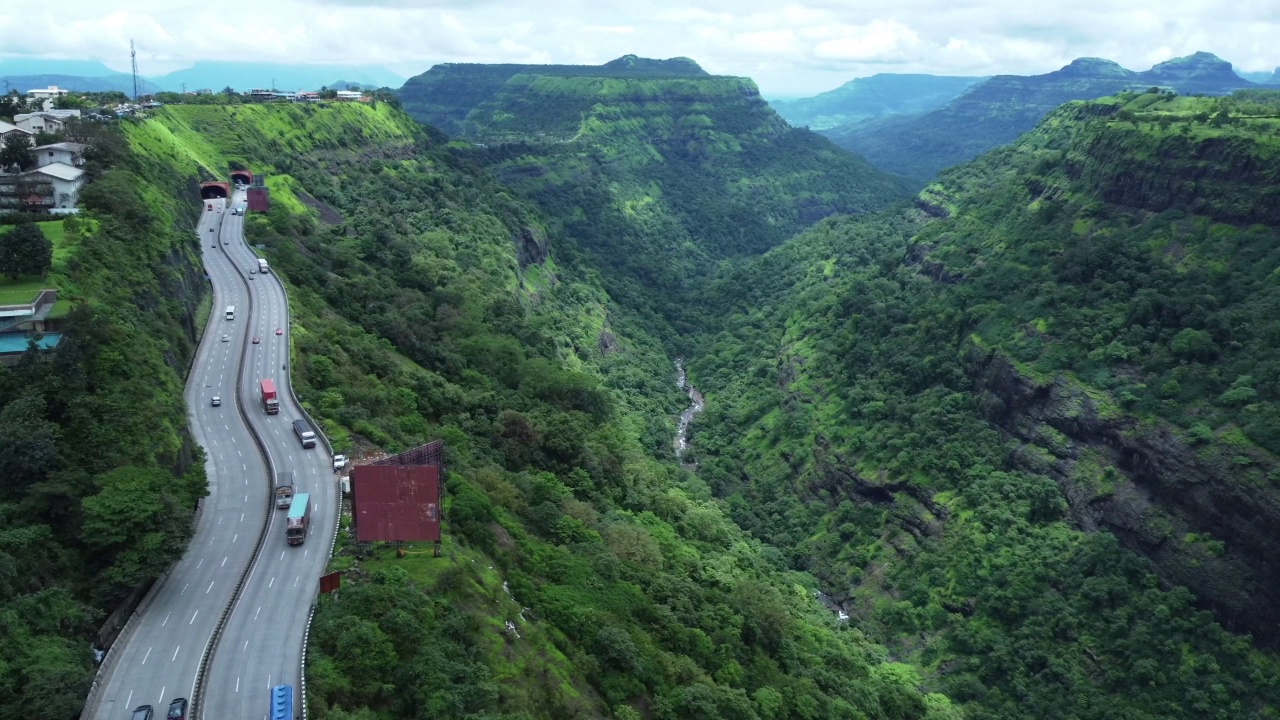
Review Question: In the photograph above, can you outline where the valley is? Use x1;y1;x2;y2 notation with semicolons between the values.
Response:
3;44;1280;720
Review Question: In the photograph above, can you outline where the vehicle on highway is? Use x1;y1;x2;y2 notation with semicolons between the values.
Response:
132;705;154;720
286;494;311;545
260;379;280;414
208;227;213;232
271;684;294;720
333;454;348;471
252;336;260;344
206;204;212;211
275;327;283;335
225;305;235;320
220;334;229;342
258;258;270;273
292;418;317;448
167;697;188;720
275;471;295;509
211;396;221;407
250;268;256;274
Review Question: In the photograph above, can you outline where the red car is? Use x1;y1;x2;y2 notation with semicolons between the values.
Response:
275;328;283;335
252;337;261;344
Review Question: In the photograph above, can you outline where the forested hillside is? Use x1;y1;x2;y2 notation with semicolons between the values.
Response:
0;121;210;715
770;73;984;131
124;102;958;720
401;56;912;332
686;89;1280;718
827;51;1258;180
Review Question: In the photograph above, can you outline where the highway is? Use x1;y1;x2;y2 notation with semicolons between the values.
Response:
201;189;338;719
85;198;266;719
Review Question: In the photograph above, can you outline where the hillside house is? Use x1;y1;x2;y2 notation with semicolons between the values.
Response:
0;120;34;143
26;85;70;111
32;142;87;169
0;287;62;366
14;109;81;134
0;162;85;212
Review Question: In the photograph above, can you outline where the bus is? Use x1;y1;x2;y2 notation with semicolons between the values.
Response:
270;684;293;720
286;493;310;545
225;305;235;320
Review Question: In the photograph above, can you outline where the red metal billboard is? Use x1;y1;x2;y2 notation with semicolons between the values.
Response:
319;571;342;595
246;186;270;212
351;464;441;542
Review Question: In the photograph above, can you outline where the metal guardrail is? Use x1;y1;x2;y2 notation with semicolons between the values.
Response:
191;208;276;720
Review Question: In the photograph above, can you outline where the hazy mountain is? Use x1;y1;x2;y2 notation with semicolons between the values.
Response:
0;72;161;96
149;61;404;92
827;51;1257;180
1236;69;1276;83
770;73;986;130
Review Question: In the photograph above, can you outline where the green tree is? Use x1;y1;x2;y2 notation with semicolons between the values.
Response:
0;223;54;278
0;132;36;171
0;392;62;495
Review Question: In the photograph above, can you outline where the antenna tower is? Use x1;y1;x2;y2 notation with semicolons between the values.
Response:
130;40;140;100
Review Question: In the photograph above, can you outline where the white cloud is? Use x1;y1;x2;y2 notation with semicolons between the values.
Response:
0;0;1276;96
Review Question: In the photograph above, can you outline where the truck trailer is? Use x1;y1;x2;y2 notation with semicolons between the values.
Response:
270;684;293;720
286;493;310;545
275;471;294;509
257;257;269;273
292;419;317;448
260;379;279;415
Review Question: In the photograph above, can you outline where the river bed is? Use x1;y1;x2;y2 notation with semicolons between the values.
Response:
674;358;704;462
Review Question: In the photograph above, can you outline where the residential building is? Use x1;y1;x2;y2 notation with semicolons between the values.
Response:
32;142;87;169
14;109;81;134
0;162;85;212
26;85;69;111
0;288;63;366
335;90;364;101
0;120;34;143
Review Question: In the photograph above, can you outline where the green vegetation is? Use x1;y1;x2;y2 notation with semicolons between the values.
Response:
131;102;952;719
826;52;1255;181
0;115;209;715
686;90;1280;718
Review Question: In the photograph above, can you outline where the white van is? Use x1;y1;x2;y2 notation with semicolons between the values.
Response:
225;305;235;320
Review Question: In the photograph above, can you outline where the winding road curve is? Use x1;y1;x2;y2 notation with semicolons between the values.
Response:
83;191;337;720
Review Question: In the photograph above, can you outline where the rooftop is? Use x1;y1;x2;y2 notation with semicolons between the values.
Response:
26;162;85;182
32;142;88;153
0;120;32;135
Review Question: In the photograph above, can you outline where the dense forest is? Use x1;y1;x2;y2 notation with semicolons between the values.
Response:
7;66;1280;720
0;119;210;716
121;102;958;719
687;90;1280;718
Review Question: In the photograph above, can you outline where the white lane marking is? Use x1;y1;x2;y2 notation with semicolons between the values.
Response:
240;512;244;523
181;583;189;594
294;576;300;587
221;556;228;567
254;606;261;620
196;558;203;569
141;647;152;665
207;580;215;594
233;533;239;543
125;690;133;709
280;550;285;561
236;677;240;693
268;576;274;588
189;610;199;625
157;687;166;706
161;612;170;627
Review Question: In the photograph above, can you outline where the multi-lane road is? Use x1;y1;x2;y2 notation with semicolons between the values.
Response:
85;193;337;719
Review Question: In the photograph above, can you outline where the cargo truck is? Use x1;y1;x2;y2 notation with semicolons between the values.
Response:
270;684;293;720
260;379;279;415
286;493;310;545
275;471;294;509
225;305;235;320
292;419;317;448
257;258;269;273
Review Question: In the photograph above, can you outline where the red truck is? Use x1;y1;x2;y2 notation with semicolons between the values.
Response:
260;379;280;415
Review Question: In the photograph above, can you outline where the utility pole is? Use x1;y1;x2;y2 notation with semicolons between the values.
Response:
130;40;140;101
181;82;187;95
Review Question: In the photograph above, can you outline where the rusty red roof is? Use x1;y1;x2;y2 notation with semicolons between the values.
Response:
351;464;441;542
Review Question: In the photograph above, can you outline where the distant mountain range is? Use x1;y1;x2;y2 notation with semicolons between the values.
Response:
770;73;986;130
821;51;1272;180
0;57;404;95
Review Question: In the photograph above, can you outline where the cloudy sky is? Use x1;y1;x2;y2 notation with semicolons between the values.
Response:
2;0;1277;96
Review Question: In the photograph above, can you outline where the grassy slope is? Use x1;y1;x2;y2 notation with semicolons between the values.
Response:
689;91;1280;719
128;102;958;720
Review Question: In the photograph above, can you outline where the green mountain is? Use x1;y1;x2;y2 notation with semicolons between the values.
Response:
688;89;1280;717
770;73;986;131
828;52;1257;180
0;98;956;718
399;55;913;324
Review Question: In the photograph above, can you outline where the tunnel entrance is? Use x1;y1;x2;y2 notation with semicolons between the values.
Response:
230;170;252;186
199;181;231;200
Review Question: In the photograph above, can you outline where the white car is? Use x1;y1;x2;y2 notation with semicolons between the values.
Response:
211;396;221;407
221;334;230;342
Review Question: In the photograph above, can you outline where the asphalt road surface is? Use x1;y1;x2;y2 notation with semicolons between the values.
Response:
86;198;266;719
201;189;338;720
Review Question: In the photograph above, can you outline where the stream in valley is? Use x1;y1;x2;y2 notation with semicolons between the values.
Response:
673;358;704;462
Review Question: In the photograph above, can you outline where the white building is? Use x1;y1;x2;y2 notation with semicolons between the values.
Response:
335;90;364;101
13;109;82;134
23;162;85;212
26;85;69;111
32;142;87;169
0;120;34;143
